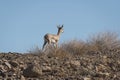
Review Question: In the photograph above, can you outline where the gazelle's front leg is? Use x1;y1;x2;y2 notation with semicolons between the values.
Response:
56;42;58;48
54;42;58;49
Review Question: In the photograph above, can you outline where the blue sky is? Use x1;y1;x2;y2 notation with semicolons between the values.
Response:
0;0;120;53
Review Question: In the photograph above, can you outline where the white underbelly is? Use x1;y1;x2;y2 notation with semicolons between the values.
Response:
51;39;56;43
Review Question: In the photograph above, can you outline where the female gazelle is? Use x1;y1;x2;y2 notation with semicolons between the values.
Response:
42;25;64;50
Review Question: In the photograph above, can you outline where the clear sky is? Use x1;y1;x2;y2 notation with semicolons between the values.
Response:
0;0;120;53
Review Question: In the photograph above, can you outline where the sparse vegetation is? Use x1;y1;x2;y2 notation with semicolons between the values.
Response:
0;32;120;80
87;32;120;53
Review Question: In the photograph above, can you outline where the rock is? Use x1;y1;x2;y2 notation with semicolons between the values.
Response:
84;77;91;80
9;61;18;67
23;64;42;77
70;60;80;66
103;56;107;59
99;72;110;76
21;75;26;80
4;61;11;69
0;65;6;72
42;66;52;72
95;64;107;72
0;70;6;77
19;61;26;70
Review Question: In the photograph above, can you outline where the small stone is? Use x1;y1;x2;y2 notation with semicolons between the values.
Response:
0;65;6;72
70;60;80;66
103;56;107;59
42;66;52;72
84;77;91;80
21;75;26;80
4;62;11;69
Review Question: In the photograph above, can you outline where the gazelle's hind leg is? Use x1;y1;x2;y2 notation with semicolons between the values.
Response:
42;40;47;50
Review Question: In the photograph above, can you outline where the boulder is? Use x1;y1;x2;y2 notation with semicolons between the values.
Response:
9;61;18;67
23;64;42;77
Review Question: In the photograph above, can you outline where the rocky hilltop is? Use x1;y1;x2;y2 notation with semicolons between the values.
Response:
0;32;120;80
0;48;120;80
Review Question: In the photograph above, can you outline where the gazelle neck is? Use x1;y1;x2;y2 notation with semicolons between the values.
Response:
57;29;61;36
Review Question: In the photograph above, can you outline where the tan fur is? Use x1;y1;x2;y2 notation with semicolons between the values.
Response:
42;25;64;50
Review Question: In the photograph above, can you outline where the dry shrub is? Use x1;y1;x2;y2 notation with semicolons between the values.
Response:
61;40;87;55
48;48;73;59
28;46;43;55
87;32;120;53
29;32;120;56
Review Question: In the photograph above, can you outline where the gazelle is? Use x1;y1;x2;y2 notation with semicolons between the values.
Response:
42;25;64;50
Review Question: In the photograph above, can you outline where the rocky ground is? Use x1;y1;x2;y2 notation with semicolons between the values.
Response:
1;32;120;80
0;49;120;80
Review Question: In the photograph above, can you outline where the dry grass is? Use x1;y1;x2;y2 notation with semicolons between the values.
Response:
29;32;120;58
87;32;120;53
60;40;87;55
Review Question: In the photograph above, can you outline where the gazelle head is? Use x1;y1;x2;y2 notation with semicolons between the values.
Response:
57;25;64;33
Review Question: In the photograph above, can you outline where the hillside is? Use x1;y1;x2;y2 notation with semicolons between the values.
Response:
0;32;120;80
